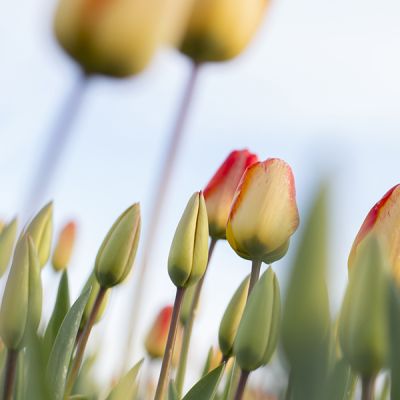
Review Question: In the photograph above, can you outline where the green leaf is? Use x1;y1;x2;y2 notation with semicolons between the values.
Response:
182;364;224;400
106;359;143;400
43;271;70;358
46;288;91;400
168;380;179;400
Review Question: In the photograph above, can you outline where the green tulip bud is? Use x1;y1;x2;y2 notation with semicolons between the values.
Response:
233;268;281;371
0;235;42;349
80;272;110;329
218;275;250;358
95;203;141;288
168;192;209;288
0;218;18;277
26;202;53;268
338;234;389;377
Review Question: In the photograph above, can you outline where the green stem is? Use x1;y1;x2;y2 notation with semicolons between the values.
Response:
2;349;18;400
64;286;107;398
361;375;376;400
226;361;241;400
154;287;185;400
175;238;217;396
248;260;262;298
233;370;250;400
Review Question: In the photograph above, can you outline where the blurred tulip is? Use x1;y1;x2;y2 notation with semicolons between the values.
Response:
26;202;53;268
180;0;270;63
348;184;400;283
0;236;42;350
52;221;77;272
0;220;4;233
54;0;183;77
219;275;250;358
201;346;223;376
234;268;280;372
227;159;299;263
168;192;209;288
0;218;18;278
204;150;258;239
95;203;141;288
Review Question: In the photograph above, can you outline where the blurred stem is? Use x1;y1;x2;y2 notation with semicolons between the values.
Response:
226;361;241;400
248;260;262;298
233;370;250;400
379;374;390;400
175;238;218;396
154;287;185;400
2;349;18;400
23;72;89;220
285;371;292;400
64;286;107;398
122;62;201;371
361;375;376;400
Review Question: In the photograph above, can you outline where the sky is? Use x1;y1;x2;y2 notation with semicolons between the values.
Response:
1;0;400;394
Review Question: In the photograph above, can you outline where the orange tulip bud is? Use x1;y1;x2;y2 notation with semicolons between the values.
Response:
52;221;77;272
227;159;299;263
348;185;400;283
204;150;258;240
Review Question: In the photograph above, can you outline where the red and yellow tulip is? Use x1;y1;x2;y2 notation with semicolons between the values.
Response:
52;221;77;272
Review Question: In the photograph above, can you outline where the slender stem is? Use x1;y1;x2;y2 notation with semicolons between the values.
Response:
175;238;217;395
285;371;292;400
233;370;250;400
226;361;241;400
2;349;18;400
122;62;201;372
64;286;107;398
154;287;185;400
22;73;89;220
248;260;262;298
361;376;376;400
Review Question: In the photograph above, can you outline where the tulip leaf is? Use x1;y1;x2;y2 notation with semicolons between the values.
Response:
182;364;224;400
46;288;91;400
105;359;143;400
43;271;70;357
168;380;179;400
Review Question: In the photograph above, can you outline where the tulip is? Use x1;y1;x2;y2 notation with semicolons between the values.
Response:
201;347;223;376
54;0;182;77
227;159;299;264
0;218;18;278
180;0;270;63
95;203;141;288
219;275;250;358
0;235;42;350
52;221;77;272
26;202;53;268
168;192;209;288
348;184;400;283
204;150;258;240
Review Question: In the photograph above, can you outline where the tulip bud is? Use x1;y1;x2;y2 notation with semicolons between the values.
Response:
233;268;280;371
0;218;18;277
168;192;209;288
26;202;53;268
339;234;389;377
52;221;77;272
145;306;182;365
218;275;250;358
201;347;223;376
348;184;400;284
54;0;182;77
226;159;299;263
95;203;141;288
0;236;42;350
180;0;270;63
204;150;258;240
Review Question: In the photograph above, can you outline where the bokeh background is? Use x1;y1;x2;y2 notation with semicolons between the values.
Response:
1;0;400;393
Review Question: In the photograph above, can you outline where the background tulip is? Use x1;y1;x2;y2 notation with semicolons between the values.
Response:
204;150;258;240
52;221;77;272
0;218;18;278
180;0;270;63
227;158;299;263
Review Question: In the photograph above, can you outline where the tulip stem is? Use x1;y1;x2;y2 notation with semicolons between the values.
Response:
361;375;376;400
154;286;186;400
2;349;18;400
233;370;250;400
122;62;201;371
64;286;107;398
248;260;262;298
175;238;217;396
22;72;89;220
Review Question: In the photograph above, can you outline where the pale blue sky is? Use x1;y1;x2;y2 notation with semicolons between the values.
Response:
1;0;400;392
